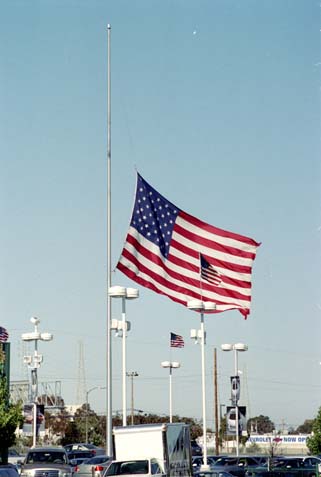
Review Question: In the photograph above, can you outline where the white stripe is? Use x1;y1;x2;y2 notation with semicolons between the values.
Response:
126;228;252;297
178;215;258;254
121;233;251;307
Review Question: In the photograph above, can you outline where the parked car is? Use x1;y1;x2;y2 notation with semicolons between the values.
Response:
0;465;20;477
212;456;262;477
194;470;236;477
64;444;105;456
67;451;95;461
75;455;112;477
245;456;321;477
20;447;75;477
272;456;321;474
191;440;203;456
192;456;222;471
192;457;204;471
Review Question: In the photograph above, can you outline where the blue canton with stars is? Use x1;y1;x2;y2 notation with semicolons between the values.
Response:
130;174;181;259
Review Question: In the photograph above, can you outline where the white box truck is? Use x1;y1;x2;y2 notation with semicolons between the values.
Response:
105;423;193;477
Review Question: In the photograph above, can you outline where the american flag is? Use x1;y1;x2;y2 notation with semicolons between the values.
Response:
200;254;222;286
117;173;261;319
0;326;9;343
170;332;184;348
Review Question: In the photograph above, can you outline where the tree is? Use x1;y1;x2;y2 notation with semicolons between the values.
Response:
247;415;275;434
307;407;321;454
296;419;314;434
0;376;24;463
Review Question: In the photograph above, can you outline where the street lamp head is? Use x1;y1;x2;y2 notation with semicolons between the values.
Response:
161;361;171;368
109;286;126;298
203;302;216;311
40;332;53;341
23;356;32;365
221;343;233;351
171;361;180;369
161;361;180;369
21;332;41;341
187;300;216;311
187;299;204;311
234;343;248;352
30;316;40;325
126;288;139;299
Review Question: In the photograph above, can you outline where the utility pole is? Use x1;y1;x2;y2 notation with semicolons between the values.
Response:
126;371;138;425
214;348;219;455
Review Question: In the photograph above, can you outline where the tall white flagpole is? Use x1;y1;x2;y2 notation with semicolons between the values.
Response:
106;23;113;456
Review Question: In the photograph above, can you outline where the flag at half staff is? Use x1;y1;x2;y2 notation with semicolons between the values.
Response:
116;173;261;319
200;253;222;286
170;332;184;348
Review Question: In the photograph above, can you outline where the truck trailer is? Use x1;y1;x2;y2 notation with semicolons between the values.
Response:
105;423;193;477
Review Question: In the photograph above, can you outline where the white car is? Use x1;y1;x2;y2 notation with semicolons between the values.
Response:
226;408;242;433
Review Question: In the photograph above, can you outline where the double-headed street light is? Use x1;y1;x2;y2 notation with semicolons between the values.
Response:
109;286;139;426
188;299;216;471
161;361;180;423
221;343;248;456
21;317;53;447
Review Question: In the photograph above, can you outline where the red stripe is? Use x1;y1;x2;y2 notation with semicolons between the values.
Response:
180;210;261;248
119;237;251;304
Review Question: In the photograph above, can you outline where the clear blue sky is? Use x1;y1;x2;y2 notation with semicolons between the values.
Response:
1;0;320;431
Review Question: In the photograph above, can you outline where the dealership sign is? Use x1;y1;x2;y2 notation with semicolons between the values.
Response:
248;435;310;445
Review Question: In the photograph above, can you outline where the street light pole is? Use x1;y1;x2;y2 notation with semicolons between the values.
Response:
188;300;216;471
161;361;180;423
109;286;139;427
221;343;248;456
85;386;106;443
22;317;53;447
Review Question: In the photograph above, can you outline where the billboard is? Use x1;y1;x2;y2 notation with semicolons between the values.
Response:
22;403;45;436
226;406;246;436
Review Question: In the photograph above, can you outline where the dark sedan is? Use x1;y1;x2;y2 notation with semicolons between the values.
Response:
211;456;262;477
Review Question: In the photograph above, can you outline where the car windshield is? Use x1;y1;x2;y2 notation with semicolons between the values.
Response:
106;460;149;475
26;452;67;464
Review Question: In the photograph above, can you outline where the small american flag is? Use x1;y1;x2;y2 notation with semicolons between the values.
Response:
0;327;9;343
200;254;222;286
170;332;184;348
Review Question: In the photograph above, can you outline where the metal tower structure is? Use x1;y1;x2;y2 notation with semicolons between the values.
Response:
10;380;64;408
